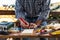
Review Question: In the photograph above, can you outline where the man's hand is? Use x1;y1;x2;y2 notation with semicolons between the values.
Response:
19;18;29;28
29;20;42;28
20;20;29;28
29;23;37;28
35;20;42;26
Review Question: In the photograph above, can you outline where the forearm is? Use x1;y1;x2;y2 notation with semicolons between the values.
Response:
35;20;42;26
35;10;50;27
35;0;50;26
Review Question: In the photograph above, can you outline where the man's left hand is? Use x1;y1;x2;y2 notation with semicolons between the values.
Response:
29;23;37;28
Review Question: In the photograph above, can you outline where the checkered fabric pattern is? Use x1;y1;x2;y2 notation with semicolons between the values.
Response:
15;0;50;20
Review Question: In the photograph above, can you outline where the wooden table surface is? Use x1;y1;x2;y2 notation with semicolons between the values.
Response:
0;32;60;38
0;32;59;40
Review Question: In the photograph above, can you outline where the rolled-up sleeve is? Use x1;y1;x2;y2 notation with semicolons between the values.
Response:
37;0;50;20
15;0;25;19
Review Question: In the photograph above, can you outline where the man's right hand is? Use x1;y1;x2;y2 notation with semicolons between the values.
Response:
20;20;29;28
19;18;29;28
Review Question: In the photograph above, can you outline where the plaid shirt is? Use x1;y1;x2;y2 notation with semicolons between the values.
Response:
15;0;50;20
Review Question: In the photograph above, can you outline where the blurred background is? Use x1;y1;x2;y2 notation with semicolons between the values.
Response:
0;0;60;20
0;0;60;10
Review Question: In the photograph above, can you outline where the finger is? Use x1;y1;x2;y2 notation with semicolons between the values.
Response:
30;23;34;25
34;25;37;28
30;23;34;26
21;23;29;28
30;26;34;28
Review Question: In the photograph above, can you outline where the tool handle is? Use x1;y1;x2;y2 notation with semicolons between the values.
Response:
19;18;30;28
19;18;28;25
